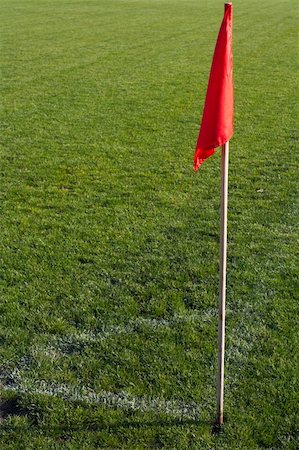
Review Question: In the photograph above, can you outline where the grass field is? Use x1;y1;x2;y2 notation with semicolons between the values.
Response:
0;0;298;448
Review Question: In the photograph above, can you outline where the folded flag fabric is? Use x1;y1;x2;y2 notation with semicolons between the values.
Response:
194;3;234;171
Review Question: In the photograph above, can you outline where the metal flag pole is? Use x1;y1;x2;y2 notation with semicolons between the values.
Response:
216;139;229;426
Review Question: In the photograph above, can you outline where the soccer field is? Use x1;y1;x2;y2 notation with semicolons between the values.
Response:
0;0;298;448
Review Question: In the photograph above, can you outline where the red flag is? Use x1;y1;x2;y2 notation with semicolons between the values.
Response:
194;3;233;171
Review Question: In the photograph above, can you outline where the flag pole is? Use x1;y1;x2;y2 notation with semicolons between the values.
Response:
193;1;233;425
216;139;229;426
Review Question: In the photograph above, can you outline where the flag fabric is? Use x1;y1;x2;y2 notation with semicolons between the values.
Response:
194;3;234;171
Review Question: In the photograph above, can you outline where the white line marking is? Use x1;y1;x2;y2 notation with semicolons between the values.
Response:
52;309;217;353
0;304;263;422
1;378;200;420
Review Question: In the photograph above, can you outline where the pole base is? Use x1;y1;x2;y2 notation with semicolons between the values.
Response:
212;415;226;435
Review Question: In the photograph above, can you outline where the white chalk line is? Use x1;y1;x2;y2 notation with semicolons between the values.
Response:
0;310;216;419
0;376;200;420
0;304;263;420
50;309;217;353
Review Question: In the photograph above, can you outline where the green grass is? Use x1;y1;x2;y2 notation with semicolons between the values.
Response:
0;0;298;448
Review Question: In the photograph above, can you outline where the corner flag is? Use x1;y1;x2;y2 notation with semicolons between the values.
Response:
194;3;233;171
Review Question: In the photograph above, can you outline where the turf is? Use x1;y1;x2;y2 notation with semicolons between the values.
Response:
0;0;298;448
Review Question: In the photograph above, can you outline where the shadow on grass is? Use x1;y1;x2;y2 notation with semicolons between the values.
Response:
1;393;222;440
0;398;26;421
94;417;209;431
0;394;211;428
